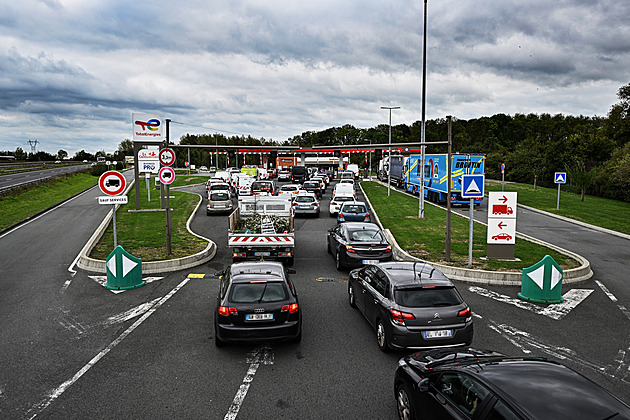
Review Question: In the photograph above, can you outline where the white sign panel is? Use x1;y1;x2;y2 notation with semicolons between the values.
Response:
487;219;516;244
98;196;129;205
132;113;163;141
488;192;517;219
141;160;159;173
138;148;159;160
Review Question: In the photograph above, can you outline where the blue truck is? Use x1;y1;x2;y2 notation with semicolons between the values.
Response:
403;153;485;205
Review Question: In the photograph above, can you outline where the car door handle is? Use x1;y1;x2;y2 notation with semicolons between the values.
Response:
374;299;378;305
362;289;366;294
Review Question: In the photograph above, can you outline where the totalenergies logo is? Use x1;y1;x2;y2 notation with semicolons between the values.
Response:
135;118;160;131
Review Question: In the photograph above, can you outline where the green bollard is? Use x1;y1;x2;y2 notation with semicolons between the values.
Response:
518;255;563;304
105;246;145;290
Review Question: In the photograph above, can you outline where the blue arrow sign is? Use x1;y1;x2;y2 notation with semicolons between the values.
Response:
554;172;567;184
461;174;485;198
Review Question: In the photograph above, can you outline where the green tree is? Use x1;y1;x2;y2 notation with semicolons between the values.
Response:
566;160;597;201
57;149;68;160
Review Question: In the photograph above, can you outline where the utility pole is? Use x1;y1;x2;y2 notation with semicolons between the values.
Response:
419;0;428;219
381;106;400;197
445;116;452;262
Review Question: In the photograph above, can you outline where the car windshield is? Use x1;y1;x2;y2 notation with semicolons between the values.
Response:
394;287;463;308
342;205;366;213
230;282;288;303
305;183;318;188
281;186;297;192
350;230;384;242
252;182;272;191
211;193;229;201
295;196;314;203
211;184;228;190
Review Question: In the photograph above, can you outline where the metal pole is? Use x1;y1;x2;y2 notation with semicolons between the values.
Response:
369;137;372;181
134;141;141;210
165;119;172;255
557;184;561;210
112;204;118;248
468;198;474;267
381;106;400;197
419;0;428;219
445;116;452;262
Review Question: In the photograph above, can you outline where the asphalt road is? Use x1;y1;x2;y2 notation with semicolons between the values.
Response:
0;164;91;192
1;174;629;419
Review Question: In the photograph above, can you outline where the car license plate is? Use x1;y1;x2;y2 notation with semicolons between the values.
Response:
424;330;452;339
254;251;270;257
362;259;379;264
299;205;310;209
246;313;273;321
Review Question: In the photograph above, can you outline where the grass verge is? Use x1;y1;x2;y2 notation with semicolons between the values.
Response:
89;184;208;261
0;172;97;231
362;181;579;271
486;181;630;235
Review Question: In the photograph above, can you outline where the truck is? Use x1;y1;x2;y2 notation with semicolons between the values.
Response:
228;196;295;266
403;153;485;206
491;204;513;216
378;155;406;187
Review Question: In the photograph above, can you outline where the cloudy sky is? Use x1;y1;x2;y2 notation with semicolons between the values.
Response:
1;0;629;156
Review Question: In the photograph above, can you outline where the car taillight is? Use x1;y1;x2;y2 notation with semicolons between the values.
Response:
390;309;415;325
364;213;370;221
331;201;337;206
338;213;345;220
458;307;472;318
218;306;238;316
281;303;299;313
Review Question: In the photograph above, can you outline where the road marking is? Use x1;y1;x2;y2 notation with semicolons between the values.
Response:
102;298;162;326
87;275;163;293
469;286;592;320
596;280;630;321
26;277;190;419
224;345;274;420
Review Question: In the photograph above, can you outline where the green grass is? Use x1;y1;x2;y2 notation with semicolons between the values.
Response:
486;181;630;235
0;172;97;231
89;183;208;261
361;181;579;271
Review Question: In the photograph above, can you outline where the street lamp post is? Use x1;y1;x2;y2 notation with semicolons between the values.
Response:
381;106;400;197
419;0;428;218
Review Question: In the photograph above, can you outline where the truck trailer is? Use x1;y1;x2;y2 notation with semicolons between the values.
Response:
377;155;406;187
403;153;485;206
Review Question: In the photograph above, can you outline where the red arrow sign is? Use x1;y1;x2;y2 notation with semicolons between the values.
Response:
497;221;507;229
499;195;508;203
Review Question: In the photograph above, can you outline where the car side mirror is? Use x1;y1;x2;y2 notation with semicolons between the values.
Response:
418;378;429;393
286;268;297;274
214;270;225;278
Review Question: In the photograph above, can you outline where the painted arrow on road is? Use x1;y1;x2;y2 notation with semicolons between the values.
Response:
469;286;593;320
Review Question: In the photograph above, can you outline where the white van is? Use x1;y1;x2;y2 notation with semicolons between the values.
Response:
237;174;255;196
333;183;356;198
346;164;359;179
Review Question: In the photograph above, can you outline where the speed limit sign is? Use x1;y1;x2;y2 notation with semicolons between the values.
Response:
159;148;176;166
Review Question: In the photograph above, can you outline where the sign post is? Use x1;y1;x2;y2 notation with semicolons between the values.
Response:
98;171;127;248
461;174;485;268
501;163;505;192
554;172;566;210
159;149;176;256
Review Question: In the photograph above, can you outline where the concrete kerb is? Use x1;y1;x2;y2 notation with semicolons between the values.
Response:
77;184;216;274
359;181;592;286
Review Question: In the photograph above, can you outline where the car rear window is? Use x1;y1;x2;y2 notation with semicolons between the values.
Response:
342;205;366;213
211;192;229;201
394;287;463;308
334;196;354;202
252;182;273;191
230;282;288;303
295;196;315;203
350;230;384;242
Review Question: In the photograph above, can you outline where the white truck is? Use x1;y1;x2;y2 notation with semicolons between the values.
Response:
228;196;295;266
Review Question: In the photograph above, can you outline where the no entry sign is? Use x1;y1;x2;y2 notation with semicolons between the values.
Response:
99;171;126;196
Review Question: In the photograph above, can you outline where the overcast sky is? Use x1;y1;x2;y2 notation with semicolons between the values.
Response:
1;0;629;156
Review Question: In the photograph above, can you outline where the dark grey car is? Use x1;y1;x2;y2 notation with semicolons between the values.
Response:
348;262;473;352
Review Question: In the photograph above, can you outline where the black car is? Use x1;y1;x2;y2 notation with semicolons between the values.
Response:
348;262;473;352
303;180;322;198
214;261;301;346
327;222;392;270
394;347;630;420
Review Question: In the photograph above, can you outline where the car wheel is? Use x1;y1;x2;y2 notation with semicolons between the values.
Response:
329;211;335;218
285;257;294;267
348;285;356;308
376;319;389;352
396;384;415;420
215;326;225;347
335;251;343;271
327;238;332;254
292;327;302;343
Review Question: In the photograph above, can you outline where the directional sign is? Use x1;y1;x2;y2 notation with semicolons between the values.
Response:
487;219;516;244
461;174;485;198
488;192;517;219
554;172;567;184
99;171;126;196
159;148;176;166
105;245;144;290
158;166;175;184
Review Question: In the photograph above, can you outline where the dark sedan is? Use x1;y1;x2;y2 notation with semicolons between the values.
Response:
214;261;301;346
327;222;392;270
348;262;473;352
302;180;322;198
394;347;630;420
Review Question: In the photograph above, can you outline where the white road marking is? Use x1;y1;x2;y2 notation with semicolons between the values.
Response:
224;345;274;420
596;280;630;321
469;286;592;320
26;277;190;419
87;275;163;293
101;298;162;326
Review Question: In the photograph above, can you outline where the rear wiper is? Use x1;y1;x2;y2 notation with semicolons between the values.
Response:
257;283;268;303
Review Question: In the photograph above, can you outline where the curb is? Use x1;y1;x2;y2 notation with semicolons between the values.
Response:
77;187;216;274
360;181;593;286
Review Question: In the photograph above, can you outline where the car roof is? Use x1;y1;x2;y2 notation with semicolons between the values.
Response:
342;222;381;232
340;201;366;207
230;261;286;282
374;261;452;288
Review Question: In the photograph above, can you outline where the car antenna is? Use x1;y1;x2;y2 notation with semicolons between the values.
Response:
413;262;422;286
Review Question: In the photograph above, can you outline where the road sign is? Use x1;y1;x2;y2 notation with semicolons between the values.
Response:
501;163;505;174
98;196;128;205
519;255;564;304
105;246;144;290
99;171;126;196
487;219;516;244
158;166;175;184
461;174;485;198
554;172;567;184
488;192;517;218
159;148;176;166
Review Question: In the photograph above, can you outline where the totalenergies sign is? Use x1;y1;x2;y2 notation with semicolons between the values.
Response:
132;113;163;141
